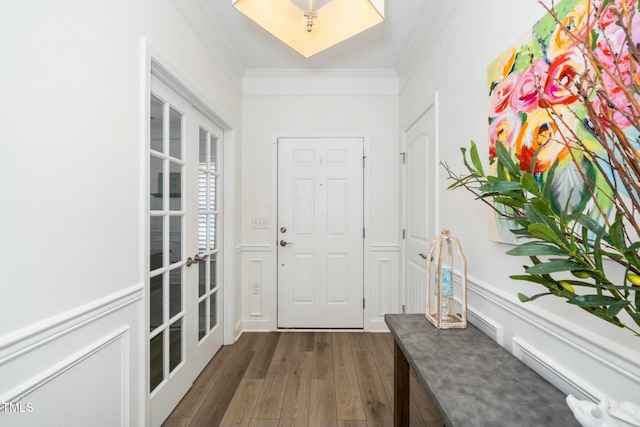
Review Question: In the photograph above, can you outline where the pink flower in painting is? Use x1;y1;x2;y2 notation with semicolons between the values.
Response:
593;87;639;129
595;22;629;70
490;73;517;115
540;52;584;107
488;110;522;158
597;0;636;28
511;60;549;113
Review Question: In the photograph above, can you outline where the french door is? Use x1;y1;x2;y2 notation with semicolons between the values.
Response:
148;76;223;426
277;137;364;328
402;98;437;314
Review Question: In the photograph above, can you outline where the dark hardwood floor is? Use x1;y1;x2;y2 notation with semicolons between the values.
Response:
162;332;443;427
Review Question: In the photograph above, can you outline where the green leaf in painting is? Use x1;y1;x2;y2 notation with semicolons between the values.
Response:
591;29;599;50
567;294;619;307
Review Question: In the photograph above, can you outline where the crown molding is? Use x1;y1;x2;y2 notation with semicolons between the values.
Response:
242;68;399;95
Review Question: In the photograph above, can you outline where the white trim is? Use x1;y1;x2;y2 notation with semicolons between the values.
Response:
512;336;600;402
0;284;142;364
467;275;640;385
243;69;399;95
170;0;244;91
0;327;131;427
238;244;272;253
370;244;401;252
242;319;274;332
467;305;503;345
149;50;232;130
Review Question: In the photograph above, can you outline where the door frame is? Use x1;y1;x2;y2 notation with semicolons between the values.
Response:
400;91;439;314
270;133;371;331
142;42;237;425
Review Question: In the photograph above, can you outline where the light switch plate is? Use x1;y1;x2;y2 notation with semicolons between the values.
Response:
251;217;268;229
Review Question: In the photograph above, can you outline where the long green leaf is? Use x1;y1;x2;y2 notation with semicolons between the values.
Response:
494;138;520;177
542;160;560;202
518;292;552;302
609;210;626;250
567;294;619;307
528;223;564;246
478;182;523;192
469;141;485;176
510;274;557;288
521;172;542;197
525;260;586;275
607;300;630;318
506;244;567;256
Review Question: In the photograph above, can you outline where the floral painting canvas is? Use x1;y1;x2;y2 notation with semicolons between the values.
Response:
486;0;640;243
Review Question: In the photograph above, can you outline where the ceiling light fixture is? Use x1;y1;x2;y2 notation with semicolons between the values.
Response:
232;0;385;58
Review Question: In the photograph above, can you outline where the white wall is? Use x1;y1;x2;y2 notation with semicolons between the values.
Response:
398;0;640;403
0;0;241;425
239;70;400;331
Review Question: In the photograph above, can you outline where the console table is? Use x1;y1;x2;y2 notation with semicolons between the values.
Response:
385;314;579;427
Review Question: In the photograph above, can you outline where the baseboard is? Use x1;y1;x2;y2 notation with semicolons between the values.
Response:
242;319;273;332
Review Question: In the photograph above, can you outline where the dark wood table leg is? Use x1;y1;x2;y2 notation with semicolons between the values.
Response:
394;340;410;427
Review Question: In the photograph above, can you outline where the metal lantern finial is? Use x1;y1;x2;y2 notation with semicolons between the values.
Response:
425;228;467;329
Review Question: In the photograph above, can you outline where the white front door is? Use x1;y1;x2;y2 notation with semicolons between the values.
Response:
148;76;223;426
277;138;364;328
403;98;437;314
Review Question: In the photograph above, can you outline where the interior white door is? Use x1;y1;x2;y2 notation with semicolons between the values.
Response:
403;99;437;314
277;137;364;328
149;76;223;427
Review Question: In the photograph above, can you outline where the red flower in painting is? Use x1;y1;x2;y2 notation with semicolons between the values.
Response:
511;59;548;113
539;52;583;107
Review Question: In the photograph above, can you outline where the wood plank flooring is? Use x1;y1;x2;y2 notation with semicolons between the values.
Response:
162;332;443;427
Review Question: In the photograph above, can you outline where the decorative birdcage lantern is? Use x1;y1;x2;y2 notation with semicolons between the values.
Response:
424;229;467;329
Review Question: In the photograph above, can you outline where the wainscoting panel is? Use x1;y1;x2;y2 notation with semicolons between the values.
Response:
239;246;273;331
369;245;400;332
0;285;144;427
466;275;640;403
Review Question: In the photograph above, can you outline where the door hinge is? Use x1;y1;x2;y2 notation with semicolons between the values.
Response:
363;227;365;239
402;229;406;239
401;152;406;164
363;298;366;309
363;155;366;168
402;304;406;313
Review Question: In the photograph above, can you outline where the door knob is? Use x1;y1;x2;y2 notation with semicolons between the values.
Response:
279;240;293;247
418;253;428;259
186;253;209;267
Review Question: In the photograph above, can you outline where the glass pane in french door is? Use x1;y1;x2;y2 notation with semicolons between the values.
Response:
197;127;221;341
148;93;185;394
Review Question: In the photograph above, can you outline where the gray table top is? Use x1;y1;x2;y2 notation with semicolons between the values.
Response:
385;314;580;427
